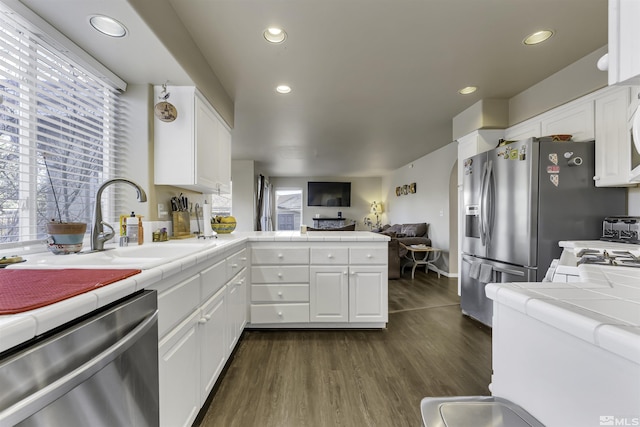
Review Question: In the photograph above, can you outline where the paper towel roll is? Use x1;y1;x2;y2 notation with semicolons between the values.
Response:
202;201;213;237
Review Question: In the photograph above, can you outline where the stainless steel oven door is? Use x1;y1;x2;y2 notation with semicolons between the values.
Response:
0;290;159;427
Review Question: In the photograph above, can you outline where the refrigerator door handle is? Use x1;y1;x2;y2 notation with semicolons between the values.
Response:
479;160;490;246
492;265;525;277
485;159;495;247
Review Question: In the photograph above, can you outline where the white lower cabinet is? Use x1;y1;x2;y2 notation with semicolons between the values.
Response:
310;266;349;322
199;286;227;406
156;245;248;427
249;242;388;327
159;310;201;427
226;270;246;352
349;266;388;323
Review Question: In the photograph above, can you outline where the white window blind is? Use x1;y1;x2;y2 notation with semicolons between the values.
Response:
0;9;123;245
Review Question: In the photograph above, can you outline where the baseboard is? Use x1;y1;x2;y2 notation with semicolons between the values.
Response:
428;265;458;278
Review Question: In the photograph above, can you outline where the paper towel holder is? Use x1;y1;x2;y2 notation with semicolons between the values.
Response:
197;200;217;239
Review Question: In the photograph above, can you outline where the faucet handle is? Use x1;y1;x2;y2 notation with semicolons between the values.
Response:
101;221;115;242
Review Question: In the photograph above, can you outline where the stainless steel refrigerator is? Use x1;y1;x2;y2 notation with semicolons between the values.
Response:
460;137;626;327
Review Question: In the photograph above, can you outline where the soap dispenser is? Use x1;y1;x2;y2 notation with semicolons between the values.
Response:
126;212;139;244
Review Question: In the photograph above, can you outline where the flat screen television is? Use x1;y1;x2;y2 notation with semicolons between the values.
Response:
307;181;351;207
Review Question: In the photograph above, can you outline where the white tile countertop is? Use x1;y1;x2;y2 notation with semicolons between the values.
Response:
0;231;389;354
486;262;640;364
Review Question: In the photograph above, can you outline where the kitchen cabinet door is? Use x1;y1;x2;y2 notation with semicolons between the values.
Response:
594;86;634;187
310;266;349;322
226;271;246;352
349;266;388;323
194;93;220;190
541;100;594;142
199;286;227;406
159;310;201;427
608;0;640;85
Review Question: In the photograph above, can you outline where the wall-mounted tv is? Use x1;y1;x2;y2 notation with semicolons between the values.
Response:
307;181;351;207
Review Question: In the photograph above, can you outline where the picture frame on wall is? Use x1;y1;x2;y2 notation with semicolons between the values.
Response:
396;186;402;196
402;185;408;195
409;182;416;193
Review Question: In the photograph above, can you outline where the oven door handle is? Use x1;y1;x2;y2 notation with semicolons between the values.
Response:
0;309;158;427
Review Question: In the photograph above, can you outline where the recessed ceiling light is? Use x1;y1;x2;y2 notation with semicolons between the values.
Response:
276;85;291;94
523;30;554;45
458;86;477;95
263;27;287;44
89;15;127;38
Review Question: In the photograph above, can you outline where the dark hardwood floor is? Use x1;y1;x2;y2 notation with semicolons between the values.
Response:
195;270;492;427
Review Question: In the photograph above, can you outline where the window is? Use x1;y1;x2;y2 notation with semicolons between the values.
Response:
210;184;232;218
275;188;302;231
0;7;123;246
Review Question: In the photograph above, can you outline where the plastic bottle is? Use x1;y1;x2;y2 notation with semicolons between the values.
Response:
126;212;139;244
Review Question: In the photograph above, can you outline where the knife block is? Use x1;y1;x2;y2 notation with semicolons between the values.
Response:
172;211;191;238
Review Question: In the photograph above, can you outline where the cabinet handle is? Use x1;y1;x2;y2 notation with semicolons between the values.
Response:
593;176;600;181
205;314;212;320
277;273;283;278
277;253;284;258
343;271;347;275
367;254;373;258
240;257;247;261
198;318;207;324
278;311;283;317
277;291;283;297
327;254;333;258
231;263;238;268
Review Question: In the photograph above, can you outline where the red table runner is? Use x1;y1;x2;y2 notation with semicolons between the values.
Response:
0;269;141;314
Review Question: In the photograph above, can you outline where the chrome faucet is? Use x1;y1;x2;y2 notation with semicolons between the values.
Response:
91;178;148;251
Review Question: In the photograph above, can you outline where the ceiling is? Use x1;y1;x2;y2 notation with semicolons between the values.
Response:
17;0;608;178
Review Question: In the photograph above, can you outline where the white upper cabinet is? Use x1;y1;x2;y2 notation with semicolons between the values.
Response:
608;0;640;86
594;86;636;186
154;86;231;193
541;101;594;142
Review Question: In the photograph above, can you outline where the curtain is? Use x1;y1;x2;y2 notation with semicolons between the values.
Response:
256;174;273;231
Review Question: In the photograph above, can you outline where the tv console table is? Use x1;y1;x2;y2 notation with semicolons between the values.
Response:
312;218;349;229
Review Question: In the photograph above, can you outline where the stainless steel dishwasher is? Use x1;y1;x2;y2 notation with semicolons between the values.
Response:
0;290;159;427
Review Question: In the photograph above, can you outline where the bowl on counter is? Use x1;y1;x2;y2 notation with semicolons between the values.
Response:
211;222;236;234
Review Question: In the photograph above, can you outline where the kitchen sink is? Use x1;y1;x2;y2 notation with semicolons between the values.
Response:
11;242;214;270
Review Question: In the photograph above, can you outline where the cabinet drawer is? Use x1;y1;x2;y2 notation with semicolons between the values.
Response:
200;258;226;301
349;247;387;264
227;248;248;279
310;248;349;264
251;284;309;302
158;274;200;338
250;303;310;324
251;247;309;264
251;265;309;283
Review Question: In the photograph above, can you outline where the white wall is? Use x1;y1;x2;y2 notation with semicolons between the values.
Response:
382;142;458;274
268;176;382;230
232;160;256;231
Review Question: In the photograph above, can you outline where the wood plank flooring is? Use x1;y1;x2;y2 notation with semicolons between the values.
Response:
194;270;492;427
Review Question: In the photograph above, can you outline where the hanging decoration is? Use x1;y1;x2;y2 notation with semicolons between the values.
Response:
154;82;178;122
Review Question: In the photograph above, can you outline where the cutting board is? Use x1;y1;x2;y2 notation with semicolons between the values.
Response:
0;269;141;315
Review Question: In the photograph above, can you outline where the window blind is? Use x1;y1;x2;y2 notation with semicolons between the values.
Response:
0;9;124;245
